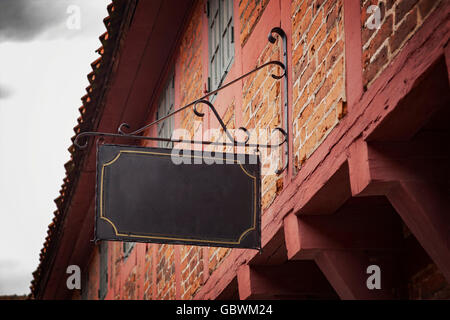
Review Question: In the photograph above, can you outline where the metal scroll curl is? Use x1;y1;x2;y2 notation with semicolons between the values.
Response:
74;27;290;174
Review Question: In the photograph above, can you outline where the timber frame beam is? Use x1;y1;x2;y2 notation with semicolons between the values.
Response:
195;1;450;300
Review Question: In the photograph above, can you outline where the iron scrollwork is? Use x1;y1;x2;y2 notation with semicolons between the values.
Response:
74;27;289;174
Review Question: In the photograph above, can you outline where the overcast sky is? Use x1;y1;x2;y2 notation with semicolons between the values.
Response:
0;0;110;295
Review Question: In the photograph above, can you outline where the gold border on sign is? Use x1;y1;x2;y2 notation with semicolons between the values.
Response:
99;149;257;245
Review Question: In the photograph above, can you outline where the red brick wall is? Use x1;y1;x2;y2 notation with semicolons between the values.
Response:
180;246;203;299
179;2;204;136
176;1;207;300
123;267;138;299
242;40;284;209
143;244;153;299
361;0;442;87
78;0;449;300
208;247;231;275
291;0;347;173
155;244;176;299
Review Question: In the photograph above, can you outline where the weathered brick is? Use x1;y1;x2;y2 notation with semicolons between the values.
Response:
362;14;393;68
297;8;313;42
296;102;314;129
262;174;277;194
395;0;419;24
307;9;324;45
318;24;337;64
363;45;388;86
323;0;339;17
306;101;328;135
313;23;327;51
262;182;277;209
269;82;280;104
313;0;327;16
253;70;267;92
325;38;344;69
361;20;376;47
386;0;396;10
316;106;337;142
293;87;309;117
326;78;344;111
390;8;418;53
309;60;326;94
326;3;339;32
361;0;441;88
298;57;316;92
293;0;310;46
292;42;304;66
259;104;276;128
303;129;318;157
314;75;332;106
269;112;281;129
293;51;308;82
418;0;437;18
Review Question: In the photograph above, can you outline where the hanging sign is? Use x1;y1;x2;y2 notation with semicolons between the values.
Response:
96;144;261;249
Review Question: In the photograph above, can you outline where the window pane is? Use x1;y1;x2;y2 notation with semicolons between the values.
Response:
208;0;234;91
157;73;174;148
123;242;135;259
209;0;219;28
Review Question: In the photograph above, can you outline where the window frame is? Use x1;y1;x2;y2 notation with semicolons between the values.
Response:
123;242;135;260
157;73;175;148
208;0;235;95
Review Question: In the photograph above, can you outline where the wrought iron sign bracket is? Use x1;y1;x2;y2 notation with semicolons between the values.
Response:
74;27;289;174
269;27;289;174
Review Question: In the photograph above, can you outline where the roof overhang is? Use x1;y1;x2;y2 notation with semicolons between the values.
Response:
33;0;196;299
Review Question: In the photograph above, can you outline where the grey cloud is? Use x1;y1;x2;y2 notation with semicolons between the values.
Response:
0;0;107;43
0;0;66;42
0;259;31;295
0;85;13;99
0;272;31;295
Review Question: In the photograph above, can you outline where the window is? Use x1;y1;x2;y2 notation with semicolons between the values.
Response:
98;241;108;300
123;242;134;259
157;73;175;148
208;0;234;92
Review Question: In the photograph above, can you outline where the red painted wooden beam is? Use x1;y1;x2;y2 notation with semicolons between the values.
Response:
249;228;288;266
236;265;252;300
284;197;403;299
343;0;363;109
296;162;352;215
284;197;403;261
237;261;337;300
349;134;450;195
284;193;406;300
348;138;450;281
365;58;450;142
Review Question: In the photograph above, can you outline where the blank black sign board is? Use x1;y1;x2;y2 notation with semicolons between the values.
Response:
96;144;261;250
